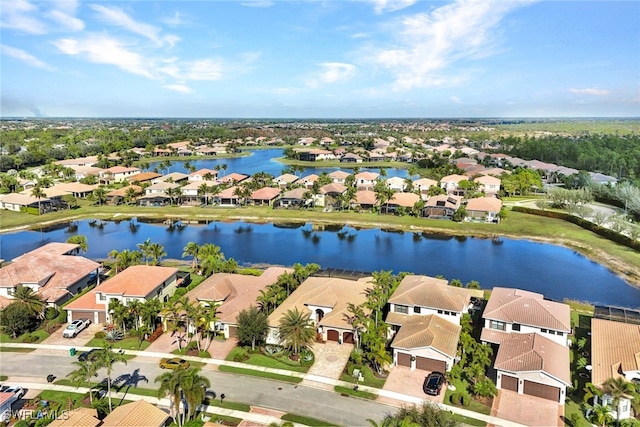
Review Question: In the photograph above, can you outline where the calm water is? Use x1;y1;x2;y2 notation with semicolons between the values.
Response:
144;148;409;178
1;219;638;309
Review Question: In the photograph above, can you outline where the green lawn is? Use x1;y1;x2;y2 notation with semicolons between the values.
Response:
281;413;340;426
339;365;387;389
0;329;50;343
334;385;377;400
85;337;150;351
0;346;35;353
226;347;309;373
217;365;303;384
443;378;492;416
172;348;211;359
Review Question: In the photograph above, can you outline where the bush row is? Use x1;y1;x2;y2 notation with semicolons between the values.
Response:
512;206;640;251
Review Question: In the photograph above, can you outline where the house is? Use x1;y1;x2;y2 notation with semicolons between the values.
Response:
101;399;170;427
49;408;100;427
352;190;377;211
480;287;571;346
422;195;461;219
387;275;471;326
385;176;406;192
183;267;292;339
278;187;309;209
298;174;319;189
413;178;438;197
145;181;180;196
152;172;189;184
0;192;51;212
328;170;351;184
274;173;299;187
297;149;335;162
48;182;97;199
340;153;363;163
65;265;179;324
105;185;142;205
267;276;372;344
590;172;618;186
0;242;101;308
439;174;468;196
55;156;98;168
383;192;420;214
180;180;218;204
215;186;240;206
251;187;281;206
0;392;19;422
493;332;570;403
127;171;162;184
219;173;249;185
66;165;103;181
390;314;461;372
137;194;171;207
318;183;347;208
473;175;501;196
466;197;503;223
590;318;640;420
354;171;379;190
188;168;218;181
99;166;141;182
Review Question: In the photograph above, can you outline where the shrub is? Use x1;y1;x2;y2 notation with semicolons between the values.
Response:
21;332;39;343
34;417;54;427
56;309;68;323
13;420;29;427
186;340;198;351
94;331;107;339
264;344;282;355
349;348;363;365
105;329;124;341
233;348;249;362
450;392;462;405
44;307;59;321
461;393;470;407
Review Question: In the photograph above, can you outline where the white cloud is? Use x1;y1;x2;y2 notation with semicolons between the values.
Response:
162;11;187;27
163;83;193;93
90;4;177;47
369;0;536;91
47;9;84;31
569;88;609;96
370;0;417;14
183;59;223;81
1;44;54;70
52;34;155;79
241;1;274;7
307;62;356;88
0;0;48;34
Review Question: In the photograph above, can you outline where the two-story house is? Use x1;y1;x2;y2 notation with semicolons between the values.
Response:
473;175;501;196
354;171;379;190
65;266;179;325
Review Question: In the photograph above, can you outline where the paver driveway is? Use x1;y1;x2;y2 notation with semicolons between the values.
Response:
382;366;445;403
491;389;563;427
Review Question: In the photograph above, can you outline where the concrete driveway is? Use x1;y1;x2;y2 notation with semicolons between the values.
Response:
35;323;102;354
491;389;563;427
145;330;237;360
382;366;444;403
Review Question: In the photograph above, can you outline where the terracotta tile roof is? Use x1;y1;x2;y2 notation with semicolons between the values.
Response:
494;332;570;385
186;267;293;323
104;166;140;174
328;170;351;180
13;242;79;260
466;197;502;213
482;287;571;332
424;194;462;208
127;172;162;182
0;392;16;407
49;182;98;193
101;399;169;427
388;275;470;312
218;186;238;198
591;318;640;386
64;288;104;311
189;168;217;178
281;187;308;199
251;187;281;200
94;266;178;298
388;192;420;207
0;192;50;205
106;185;142;197
390;314;461;357
155;172;189;182
275;173;299;184
474;175;501;185
268;276;371;329
49;408;100;427
355;171;379;181
440;174;468;184
220;173;249;183
320;183;347;194
355;190;377;205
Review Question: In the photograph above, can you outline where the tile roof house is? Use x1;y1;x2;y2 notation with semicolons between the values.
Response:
328;170;351;184
480;287;571;346
274;173;299;187
214;186;240;206
439;174;468;196
152;172;189;184
99;166;141;182
188;168;218;181
48;182;98;199
183;267;292;339
267;276;372;345
250;187;282;206
465;197;503;223
126;171;162;184
473;175;501;195
298;174;319;189
354;171;379;190
422;195;461;219
0;392;19;422
590;318;640;420
65;266;179;325
493;332;570;403
0;192;51;212
385;176;407;193
390;314;461;372
101;399;169;427
0;243;101;308
352;190;377;210
49;407;100;427
219;173;249;184
278;187;309;208
383;192;420;214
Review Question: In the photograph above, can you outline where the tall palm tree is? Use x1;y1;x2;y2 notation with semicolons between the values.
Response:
67;359;99;405
115;249;143;272
182;242;201;271
180;368;210;423
66;234;88;253
155;367;187;426
12;286;45;319
30;185;45;215
92;187;107;206
125;186;138;205
96;343;128;412
148;242;167;266
137;238;153;265
603;377;638;424
277;307;315;358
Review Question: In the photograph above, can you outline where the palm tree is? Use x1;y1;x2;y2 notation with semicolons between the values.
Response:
277;307;315;358
66;234;88;253
92;187;107;206
155;367;187;426
603;377;638;424
30;185;45;215
125;186;138;205
12;285;45;319
115;249;142;271
166;186;182;205
197;183;210;206
197;302;219;351
137;238;153;265
67;359;99;405
182;242;201;271
96;343;128;412
180;368;210;423
148;242;167;266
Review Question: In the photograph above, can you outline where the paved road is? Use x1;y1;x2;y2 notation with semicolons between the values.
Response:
0;352;395;426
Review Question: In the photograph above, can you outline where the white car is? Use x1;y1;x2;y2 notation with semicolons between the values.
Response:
4;386;25;399
62;318;91;338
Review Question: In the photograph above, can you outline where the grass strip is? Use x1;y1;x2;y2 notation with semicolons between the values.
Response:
205;414;242;426
451;414;487;427
334;385;377;400
281;413;339;426
217;365;302;384
0;347;35;353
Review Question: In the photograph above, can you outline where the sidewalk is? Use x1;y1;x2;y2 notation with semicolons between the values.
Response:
1;342;528;427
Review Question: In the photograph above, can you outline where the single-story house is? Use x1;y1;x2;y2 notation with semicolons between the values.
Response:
214;186;241;206
385;176;407;192
219;173;249;185
127;171;162;184
48;182;98;199
328;170;351;184
251;187;282;206
274;173;299;187
422;195;461;219
277;187;309;208
354;171;379;190
0;192;51;212
267;276;372;345
352;190;377;211
101;399;169;427
188;168;218;181
473;175;501;195
49;408;100;427
466;197;503;223
152;172;189;184
382;192;420;214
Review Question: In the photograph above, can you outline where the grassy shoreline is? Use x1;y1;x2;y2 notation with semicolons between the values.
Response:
2;204;639;289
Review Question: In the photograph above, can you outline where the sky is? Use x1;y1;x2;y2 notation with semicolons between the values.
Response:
1;0;639;118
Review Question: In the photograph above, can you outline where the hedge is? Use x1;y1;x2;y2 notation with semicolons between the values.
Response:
511;206;640;251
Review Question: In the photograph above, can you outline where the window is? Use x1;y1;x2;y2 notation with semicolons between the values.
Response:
437;310;443;314
396;305;408;314
512;324;521;331
541;328;548;333
490;320;506;331
413;307;421;314
557;332;564;336
98;293;106;301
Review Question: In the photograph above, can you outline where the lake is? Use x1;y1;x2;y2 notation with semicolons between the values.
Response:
143;148;410;178
1;218;638;309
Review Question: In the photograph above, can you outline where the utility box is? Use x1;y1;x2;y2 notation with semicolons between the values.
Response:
70;348;76;356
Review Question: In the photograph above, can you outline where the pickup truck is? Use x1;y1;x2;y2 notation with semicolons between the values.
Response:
62;318;91;338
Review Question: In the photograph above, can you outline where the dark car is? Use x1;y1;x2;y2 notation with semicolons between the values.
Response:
78;348;101;362
423;372;445;396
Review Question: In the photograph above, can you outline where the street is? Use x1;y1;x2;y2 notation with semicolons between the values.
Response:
0;352;395;426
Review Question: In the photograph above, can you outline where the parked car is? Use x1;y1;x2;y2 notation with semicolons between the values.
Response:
78;348;101;362
423;372;445;396
4;386;25;399
159;358;190;370
62;318;91;338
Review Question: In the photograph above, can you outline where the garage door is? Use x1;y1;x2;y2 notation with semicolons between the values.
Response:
416;356;446;372
501;375;518;392
343;332;354;344
71;311;95;322
397;352;411;367
327;330;339;341
228;325;237;338
523;380;560;402
97;311;106;324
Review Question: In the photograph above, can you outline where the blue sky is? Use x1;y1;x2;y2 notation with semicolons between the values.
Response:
1;0;638;118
